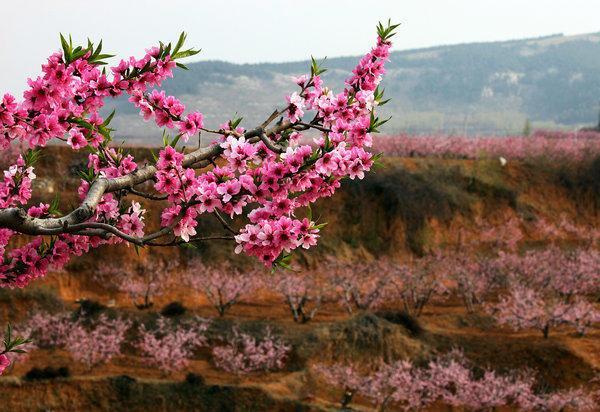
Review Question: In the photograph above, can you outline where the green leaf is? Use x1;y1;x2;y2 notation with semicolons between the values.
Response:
91;39;103;60
173;49;200;59
59;33;72;63
176;62;189;70
49;194;61;217
172;32;187;56
23;149;42;167
170;133;183;148
102;110;116;127
309;55;327;76
368;112;392;133
162;130;169;147
376;19;401;41
94;54;115;60
230;114;243;129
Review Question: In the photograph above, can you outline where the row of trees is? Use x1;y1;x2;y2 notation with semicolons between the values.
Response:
372;129;600;161
91;247;600;338
314;350;598;411
13;313;289;375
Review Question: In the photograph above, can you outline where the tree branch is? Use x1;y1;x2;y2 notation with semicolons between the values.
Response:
0;116;301;241
128;188;168;201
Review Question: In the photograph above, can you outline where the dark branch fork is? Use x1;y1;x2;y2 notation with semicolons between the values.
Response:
0;114;323;246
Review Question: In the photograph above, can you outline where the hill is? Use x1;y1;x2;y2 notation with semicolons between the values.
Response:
105;32;600;143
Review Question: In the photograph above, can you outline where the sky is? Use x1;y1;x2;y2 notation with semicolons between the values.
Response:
1;0;599;95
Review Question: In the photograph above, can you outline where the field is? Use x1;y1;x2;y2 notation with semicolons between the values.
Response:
1;138;599;411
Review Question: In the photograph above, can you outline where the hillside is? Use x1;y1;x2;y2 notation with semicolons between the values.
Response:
0;149;599;410
105;32;600;142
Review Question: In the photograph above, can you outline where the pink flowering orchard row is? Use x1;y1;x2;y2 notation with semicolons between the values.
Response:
315;351;598;411
17;312;288;376
372;130;600;161
92;247;599;335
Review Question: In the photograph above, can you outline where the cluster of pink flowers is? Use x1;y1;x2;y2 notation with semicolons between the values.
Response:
490;284;600;338
478;216;524;252
0;35;190;288
0;39;178;151
129;89;204;141
212;326;290;375
120;28;396;268
137;316;209;374
0;353;9;375
185;260;262;317
372;130;600;161
0;154;34;208
148;28;394;265
316;351;598;411
23;311;130;370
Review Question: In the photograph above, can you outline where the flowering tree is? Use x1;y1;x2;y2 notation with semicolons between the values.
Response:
491;247;600;298
186;259;261;316
479;216;523;252
66;314;131;370
25;311;73;348
393;255;447;317
99;257;176;309
312;363;364;409
446;254;491;313
487;247;600;337
212;326;290;374
490;285;584;338
537;214;600;247
563;299;600;336
272;271;327;323
329;260;394;314
136;316;209;374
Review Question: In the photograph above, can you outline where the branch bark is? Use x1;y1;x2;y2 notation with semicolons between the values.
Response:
0;119;298;240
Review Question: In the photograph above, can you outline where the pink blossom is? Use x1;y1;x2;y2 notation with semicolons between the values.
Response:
0;354;9;375
67;128;87;150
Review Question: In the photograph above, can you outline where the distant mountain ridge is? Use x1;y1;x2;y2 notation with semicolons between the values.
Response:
107;32;600;143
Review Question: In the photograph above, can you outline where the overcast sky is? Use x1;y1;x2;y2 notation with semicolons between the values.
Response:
1;0;599;95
